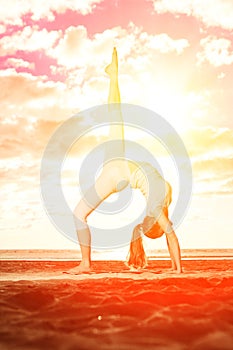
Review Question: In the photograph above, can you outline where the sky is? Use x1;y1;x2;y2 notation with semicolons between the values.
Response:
0;0;233;253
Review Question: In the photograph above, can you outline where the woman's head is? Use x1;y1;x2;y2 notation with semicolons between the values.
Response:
142;216;164;239
142;207;168;239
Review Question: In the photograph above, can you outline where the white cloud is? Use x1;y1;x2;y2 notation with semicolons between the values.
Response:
5;58;35;70
50;65;68;77
0;26;62;55
0;69;75;120
1;22;231;136
0;24;6;34
45;23;190;119
0;0;104;25
140;32;189;54
0;22;189;83
49;25;129;69
49;24;189;69
217;72;226;79
0;23;191;130
0;68;62;102
197;36;233;67
183;126;233;195
184;127;233;157
192;155;233;195
150;0;233;30
0;67;108;122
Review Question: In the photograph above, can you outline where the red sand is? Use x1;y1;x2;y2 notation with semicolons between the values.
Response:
0;260;233;350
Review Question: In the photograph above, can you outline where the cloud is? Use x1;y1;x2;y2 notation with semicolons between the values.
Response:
150;0;233;30
0;26;62;55
49;24;190;69
192;156;233;195
0;24;6;34
193;156;233;175
1;21;190;67
0;104;103;162
5;58;35;70
0;69;82;121
0;66;109;125
184;127;233;157
0;114;60;159
141;32;189;54
0;69;62;104
46;23;190;118
0;0;104;25
0;23;191;124
197;36;233;67
223;178;233;190
183;126;233;195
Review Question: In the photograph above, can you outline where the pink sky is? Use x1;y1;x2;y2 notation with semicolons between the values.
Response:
0;0;233;251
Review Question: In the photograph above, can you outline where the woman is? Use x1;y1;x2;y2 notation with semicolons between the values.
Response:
72;48;182;274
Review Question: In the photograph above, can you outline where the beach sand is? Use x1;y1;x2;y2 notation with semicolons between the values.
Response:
0;259;233;350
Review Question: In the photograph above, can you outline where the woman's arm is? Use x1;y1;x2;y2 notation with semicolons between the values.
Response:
165;232;182;273
157;212;182;273
166;235;177;270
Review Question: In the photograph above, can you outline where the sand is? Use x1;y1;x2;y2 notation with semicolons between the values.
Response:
0;260;233;350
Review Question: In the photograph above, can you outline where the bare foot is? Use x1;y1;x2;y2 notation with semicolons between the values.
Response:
105;47;118;77
168;268;183;274
64;262;91;275
161;267;183;275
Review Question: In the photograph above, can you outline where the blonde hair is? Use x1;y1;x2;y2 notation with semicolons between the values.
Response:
126;207;169;269
126;224;147;269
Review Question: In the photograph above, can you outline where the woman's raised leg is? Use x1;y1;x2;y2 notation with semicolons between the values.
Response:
104;47;125;162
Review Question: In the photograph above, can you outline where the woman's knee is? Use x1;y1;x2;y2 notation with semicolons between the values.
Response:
73;201;89;230
73;210;88;230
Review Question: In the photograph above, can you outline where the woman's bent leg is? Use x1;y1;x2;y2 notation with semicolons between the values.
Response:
71;171;115;273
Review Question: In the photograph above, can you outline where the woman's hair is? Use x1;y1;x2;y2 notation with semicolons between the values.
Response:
126;207;169;269
126;224;147;269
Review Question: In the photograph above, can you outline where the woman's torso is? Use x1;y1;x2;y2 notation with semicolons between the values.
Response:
103;160;170;202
